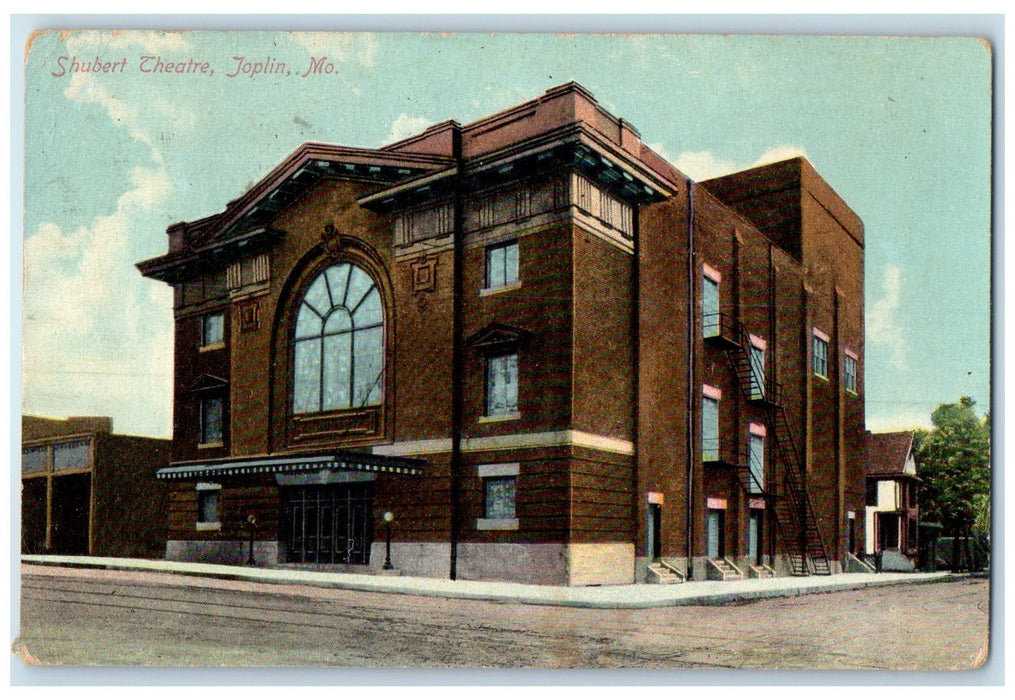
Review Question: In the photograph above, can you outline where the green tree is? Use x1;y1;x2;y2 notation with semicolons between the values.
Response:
915;397;991;570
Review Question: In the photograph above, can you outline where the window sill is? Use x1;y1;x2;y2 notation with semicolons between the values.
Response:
476;518;519;531
198;441;225;449
479;280;522;297
813;373;829;382
199;342;226;353
478;411;521;424
196;522;221;531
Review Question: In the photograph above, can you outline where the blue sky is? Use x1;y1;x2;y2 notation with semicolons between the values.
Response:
19;29;992;438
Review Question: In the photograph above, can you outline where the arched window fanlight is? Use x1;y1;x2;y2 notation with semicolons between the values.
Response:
292;264;383;414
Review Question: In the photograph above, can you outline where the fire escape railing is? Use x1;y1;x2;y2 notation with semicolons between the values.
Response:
704;312;831;576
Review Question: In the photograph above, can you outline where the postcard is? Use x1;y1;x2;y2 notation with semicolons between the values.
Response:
16;26;993;673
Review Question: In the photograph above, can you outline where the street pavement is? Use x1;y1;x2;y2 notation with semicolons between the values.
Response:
20;553;961;608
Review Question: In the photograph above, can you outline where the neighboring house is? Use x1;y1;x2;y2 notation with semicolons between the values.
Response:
861;431;920;571
21;415;170;558
138;83;869;584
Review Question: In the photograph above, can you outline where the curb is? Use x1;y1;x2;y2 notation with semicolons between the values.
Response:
20;556;966;610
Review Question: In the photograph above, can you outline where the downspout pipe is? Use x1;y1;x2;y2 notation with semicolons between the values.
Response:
631;200;641;575
449;124;465;580
684;180;695;580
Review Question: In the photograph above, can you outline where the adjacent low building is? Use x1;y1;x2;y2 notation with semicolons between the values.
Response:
860;430;920;571
138;83;872;584
21;415;170;557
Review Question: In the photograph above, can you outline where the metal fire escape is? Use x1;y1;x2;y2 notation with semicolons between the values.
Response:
705;313;831;576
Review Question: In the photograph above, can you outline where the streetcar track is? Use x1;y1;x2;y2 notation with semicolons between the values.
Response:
22;582;590;658
19;572;990;669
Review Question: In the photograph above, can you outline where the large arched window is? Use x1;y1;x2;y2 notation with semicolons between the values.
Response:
292;263;384;414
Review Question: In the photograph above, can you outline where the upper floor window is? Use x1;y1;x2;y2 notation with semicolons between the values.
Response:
844;350;858;393
748;424;766;493
749;335;766;399
53;440;91;471
293;264;384;414
702;264;721;337
486;353;519;417
21;446;47;474
813;328;829;378
702;385;721;461
485;240;519;290
200;395;224;445
201;312;225;348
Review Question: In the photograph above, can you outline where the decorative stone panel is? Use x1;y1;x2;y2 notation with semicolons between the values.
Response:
395;200;454;247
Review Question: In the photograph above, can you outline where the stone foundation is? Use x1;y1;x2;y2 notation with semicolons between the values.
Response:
456;542;567;585
166;539;278;566
367;541;451;578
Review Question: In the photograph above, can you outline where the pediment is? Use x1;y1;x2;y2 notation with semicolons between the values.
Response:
187;374;230;393
466;323;532;353
139;144;451;284
211;144;452;245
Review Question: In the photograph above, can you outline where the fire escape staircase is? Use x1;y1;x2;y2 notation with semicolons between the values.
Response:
704;313;832;576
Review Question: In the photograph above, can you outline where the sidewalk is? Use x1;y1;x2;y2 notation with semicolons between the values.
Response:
21;554;961;609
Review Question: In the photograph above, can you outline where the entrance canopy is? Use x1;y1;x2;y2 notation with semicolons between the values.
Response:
156;451;425;480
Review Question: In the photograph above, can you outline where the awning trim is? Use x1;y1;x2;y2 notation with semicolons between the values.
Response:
156;451;425;480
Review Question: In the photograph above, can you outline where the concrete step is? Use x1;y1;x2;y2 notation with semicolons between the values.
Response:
646;563;683;584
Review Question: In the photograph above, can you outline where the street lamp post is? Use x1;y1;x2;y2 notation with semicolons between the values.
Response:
246;514;257;566
382;511;394;570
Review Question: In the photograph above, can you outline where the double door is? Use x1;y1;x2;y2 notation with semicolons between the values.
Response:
284;484;373;564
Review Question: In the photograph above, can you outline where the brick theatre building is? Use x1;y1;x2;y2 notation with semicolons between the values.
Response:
138;83;867;585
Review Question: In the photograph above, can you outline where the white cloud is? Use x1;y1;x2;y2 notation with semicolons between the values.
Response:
23;164;175;437
668;144;810;182
387;114;433;144
23;36;180;436
671;150;738;181
867;263;907;371
290;32;377;68
751;145;809;168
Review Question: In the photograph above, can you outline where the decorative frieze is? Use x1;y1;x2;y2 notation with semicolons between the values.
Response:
391;172;634;256
571;173;634;239
226;253;270;298
395;201;454;247
466;178;566;232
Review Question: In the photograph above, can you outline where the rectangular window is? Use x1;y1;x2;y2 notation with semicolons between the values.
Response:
200;395;224;445
196;483;221;529
476;463;520;530
749;336;766;399
813;329;829;378
486;353;519;417
748;427;765;493
702;386;720;461
485;240;519;289
484;476;516;519
844;351;858;393
202;312;225;347
53;440;91;471
702;267;720;337
22;446;48;474
865;479;878;506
